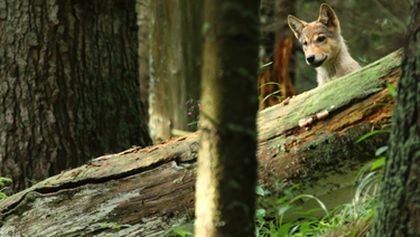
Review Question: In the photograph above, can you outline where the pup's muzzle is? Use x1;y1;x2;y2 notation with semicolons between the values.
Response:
306;55;327;67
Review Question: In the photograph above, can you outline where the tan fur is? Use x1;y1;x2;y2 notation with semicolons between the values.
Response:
288;4;360;85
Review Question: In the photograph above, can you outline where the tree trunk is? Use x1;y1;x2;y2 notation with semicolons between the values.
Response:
137;0;151;122
148;0;203;143
372;1;420;236
0;0;151;190
0;50;402;236
259;0;296;109
194;1;260;236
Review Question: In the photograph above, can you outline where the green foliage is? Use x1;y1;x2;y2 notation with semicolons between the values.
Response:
0;177;12;201
0;177;12;187
370;156;386;171
256;132;390;237
386;83;397;97
355;129;389;144
164;167;384;237
90;223;132;237
0;192;7;200
289;194;330;218
162;223;194;237
259;81;282;105
161;209;196;237
259;61;274;72
255;170;382;237
260;90;282;105
255;130;389;237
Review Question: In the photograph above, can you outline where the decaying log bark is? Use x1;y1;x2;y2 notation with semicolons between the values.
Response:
0;50;402;236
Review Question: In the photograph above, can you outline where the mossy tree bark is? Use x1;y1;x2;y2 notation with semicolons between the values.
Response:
372;1;420;236
194;1;260;236
148;0;203;143
0;0;151;190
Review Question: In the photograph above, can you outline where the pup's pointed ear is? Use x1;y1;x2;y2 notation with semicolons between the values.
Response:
318;3;340;33
288;15;307;39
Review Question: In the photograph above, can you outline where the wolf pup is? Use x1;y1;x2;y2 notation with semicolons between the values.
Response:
288;4;360;85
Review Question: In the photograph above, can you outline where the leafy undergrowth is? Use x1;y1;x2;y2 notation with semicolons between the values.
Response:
254;115;390;237
256;161;383;237
163;156;385;237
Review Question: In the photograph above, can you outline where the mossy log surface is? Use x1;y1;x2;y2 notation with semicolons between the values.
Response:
0;50;402;237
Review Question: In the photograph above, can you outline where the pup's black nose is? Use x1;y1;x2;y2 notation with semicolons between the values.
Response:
306;55;315;64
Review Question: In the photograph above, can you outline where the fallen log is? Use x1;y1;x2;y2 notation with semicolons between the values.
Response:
0;50;402;237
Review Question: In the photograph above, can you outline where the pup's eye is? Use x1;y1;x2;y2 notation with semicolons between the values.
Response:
317;36;326;42
303;41;308;46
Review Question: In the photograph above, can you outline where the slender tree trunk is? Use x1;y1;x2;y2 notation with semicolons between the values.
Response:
195;1;260;236
372;1;420;236
148;0;203;143
137;0;151;122
0;0;151;190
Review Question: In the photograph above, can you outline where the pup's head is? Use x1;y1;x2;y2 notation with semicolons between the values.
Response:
288;4;342;68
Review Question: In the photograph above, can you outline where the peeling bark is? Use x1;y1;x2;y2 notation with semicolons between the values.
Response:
0;50;402;236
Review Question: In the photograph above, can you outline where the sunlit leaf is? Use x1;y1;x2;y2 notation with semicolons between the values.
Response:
261;90;282;104
290;194;330;218
278;206;291;216
355;130;389;144
375;146;388;157
256;186;266;196
256;208;266;219
386;83;397;97
278;222;292;236
370;157;386;170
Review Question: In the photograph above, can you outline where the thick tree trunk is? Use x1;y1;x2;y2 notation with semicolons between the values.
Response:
0;51;402;236
0;0;151;190
148;0;203;143
194;1;260;236
372;1;420;236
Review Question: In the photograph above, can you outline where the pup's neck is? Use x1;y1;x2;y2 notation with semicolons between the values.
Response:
316;37;360;85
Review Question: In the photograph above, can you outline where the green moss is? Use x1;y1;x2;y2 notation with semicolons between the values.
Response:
297;50;401;123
